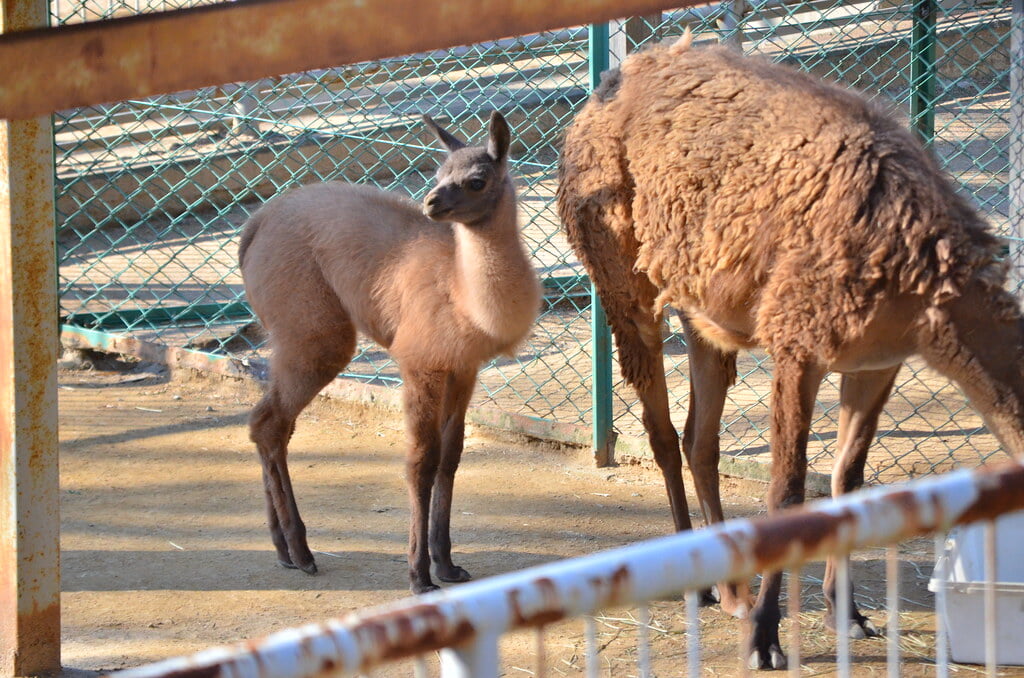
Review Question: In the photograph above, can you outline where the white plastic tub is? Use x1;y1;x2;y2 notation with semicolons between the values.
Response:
928;509;1024;666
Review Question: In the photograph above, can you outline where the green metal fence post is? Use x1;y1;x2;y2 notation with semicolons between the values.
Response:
588;23;615;467
910;0;937;144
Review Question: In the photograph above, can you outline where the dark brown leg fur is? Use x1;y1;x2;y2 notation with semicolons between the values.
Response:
823;367;898;638
679;316;753;617
430;370;477;583
251;352;353;574
749;356;825;671
402;369;448;594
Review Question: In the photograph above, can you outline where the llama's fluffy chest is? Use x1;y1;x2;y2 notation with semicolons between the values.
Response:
353;236;538;370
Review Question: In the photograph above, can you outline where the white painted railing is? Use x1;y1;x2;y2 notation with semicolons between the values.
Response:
110;458;1024;678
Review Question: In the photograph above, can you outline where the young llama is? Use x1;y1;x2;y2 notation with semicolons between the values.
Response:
239;112;541;593
557;33;1024;669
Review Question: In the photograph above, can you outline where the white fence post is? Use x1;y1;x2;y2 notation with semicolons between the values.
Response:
439;632;501;678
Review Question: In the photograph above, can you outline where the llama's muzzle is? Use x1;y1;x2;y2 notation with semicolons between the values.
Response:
423;192;451;220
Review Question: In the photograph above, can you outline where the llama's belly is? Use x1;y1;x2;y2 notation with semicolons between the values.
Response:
828;294;923;372
685;308;759;354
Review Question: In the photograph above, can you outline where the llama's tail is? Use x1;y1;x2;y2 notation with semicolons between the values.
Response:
669;26;694;55
237;212;263;269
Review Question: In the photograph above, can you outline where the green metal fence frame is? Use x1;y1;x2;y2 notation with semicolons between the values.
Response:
588;22;616;466
55;0;1020;485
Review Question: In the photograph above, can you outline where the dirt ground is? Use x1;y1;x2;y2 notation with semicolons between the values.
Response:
57;357;1019;677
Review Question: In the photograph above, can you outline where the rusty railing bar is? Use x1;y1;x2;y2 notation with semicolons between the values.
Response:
109;460;1024;678
0;0;700;120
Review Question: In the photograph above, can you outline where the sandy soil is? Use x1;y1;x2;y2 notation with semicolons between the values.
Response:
57;358;1018;677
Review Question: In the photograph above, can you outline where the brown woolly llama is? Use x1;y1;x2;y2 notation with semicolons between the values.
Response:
557;33;1024;669
240;112;541;593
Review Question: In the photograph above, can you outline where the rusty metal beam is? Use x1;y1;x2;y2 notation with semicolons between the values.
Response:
109;459;1024;678
0;0;698;120
0;3;60;676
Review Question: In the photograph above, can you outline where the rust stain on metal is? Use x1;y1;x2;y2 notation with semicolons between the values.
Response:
351;602;476;668
750;507;857;570
143;664;222;678
508;577;565;627
716;530;747;569
81;36;104;60
930;491;946;531
955;462;1024;525
2;105;60;675
586;564;633;608
883;490;928;535
608;563;631;605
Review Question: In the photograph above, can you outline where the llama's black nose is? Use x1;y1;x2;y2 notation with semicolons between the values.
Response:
423;192;450;219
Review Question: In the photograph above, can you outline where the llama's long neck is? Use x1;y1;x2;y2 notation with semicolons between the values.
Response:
919;282;1024;457
452;186;539;343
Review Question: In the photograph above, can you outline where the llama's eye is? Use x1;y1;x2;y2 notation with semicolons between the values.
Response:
467;179;486;191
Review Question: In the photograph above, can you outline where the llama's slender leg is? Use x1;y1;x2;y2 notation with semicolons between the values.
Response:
823;366;898;638
616;312;691;531
748;357;825;671
638;358;694;533
402;369;447;594
263;487;290;563
251;347;351;574
679;315;753;618
429;369;478;583
264;421;297;564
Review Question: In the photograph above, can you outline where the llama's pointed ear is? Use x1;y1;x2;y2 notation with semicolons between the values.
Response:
422;115;466;153
487;111;510;163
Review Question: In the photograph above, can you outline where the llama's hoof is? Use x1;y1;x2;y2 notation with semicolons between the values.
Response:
412;582;440;595
280;555;318;574
826;612;880;639
864;619;882;638
698;586;753;621
437;565;472;583
850;618;881;639
747;644;787;671
280;558;318;575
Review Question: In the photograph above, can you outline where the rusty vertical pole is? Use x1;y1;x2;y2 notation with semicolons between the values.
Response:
0;0;61;674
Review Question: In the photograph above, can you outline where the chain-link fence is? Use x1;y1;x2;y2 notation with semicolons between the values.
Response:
56;0;1021;484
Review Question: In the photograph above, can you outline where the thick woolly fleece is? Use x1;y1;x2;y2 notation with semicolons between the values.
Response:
557;37;1011;392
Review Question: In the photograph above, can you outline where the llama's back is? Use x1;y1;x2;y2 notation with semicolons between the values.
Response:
240;182;454;348
560;41;1003;362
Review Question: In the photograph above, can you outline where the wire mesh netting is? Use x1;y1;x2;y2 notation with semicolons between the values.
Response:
56;0;1021;483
